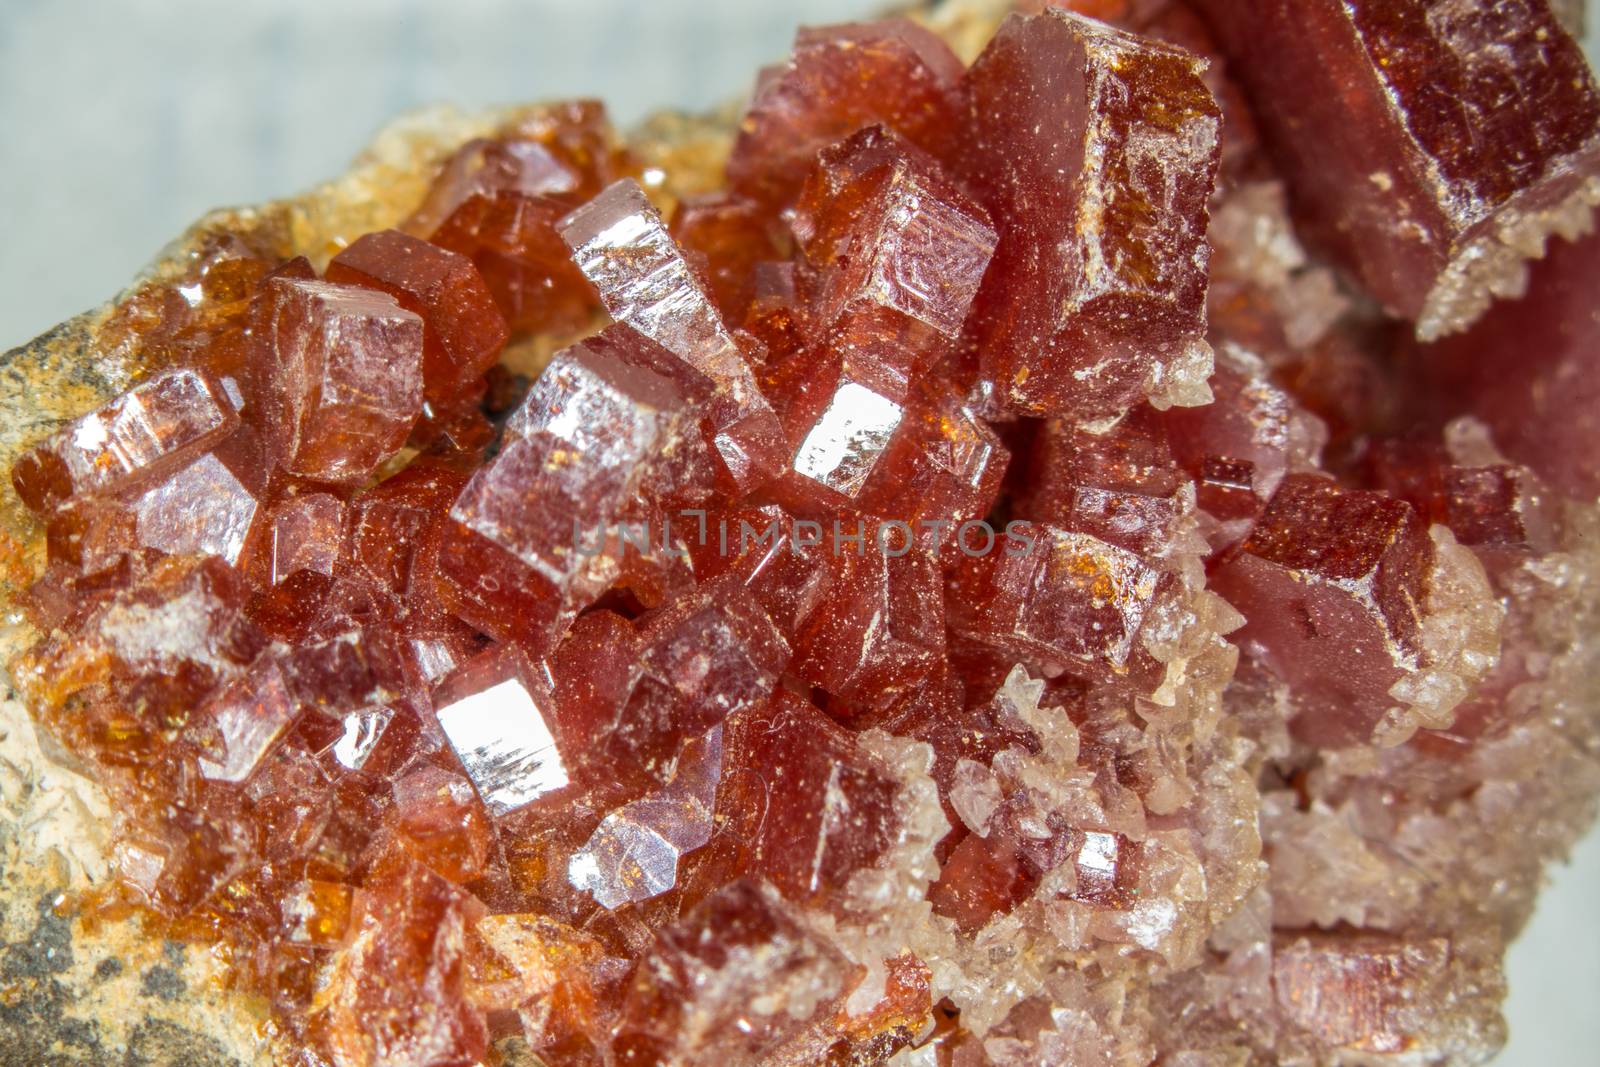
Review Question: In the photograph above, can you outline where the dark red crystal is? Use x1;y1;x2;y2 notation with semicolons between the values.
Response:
962;8;1221;419
1193;0;1600;330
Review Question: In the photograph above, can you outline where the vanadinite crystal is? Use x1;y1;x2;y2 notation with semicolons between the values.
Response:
5;2;1600;1066
1192;0;1600;339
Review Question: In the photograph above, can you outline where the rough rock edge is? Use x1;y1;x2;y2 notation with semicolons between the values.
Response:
0;93;735;1067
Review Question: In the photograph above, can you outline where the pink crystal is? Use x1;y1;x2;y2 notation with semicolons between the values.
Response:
1209;474;1434;747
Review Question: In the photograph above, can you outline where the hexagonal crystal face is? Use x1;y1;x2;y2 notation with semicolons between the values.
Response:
568;725;721;908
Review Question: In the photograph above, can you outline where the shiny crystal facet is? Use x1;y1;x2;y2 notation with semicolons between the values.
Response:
12;367;239;512
567;725;722;908
138;430;268;567
193;660;298;783
791;379;904;499
858;381;1009;549
432;646;571;816
439;327;688;645
558;179;785;490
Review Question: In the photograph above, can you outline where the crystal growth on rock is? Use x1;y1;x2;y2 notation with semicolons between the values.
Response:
1192;0;1600;338
6;6;1600;1067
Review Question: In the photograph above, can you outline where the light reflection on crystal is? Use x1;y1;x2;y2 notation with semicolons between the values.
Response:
558;179;786;490
12;367;239;512
196;661;297;783
447;328;684;591
133;451;260;566
568;725;721;908
1078;831;1119;878
434;672;570;815
559;179;746;379
332;705;397;771
792;381;904;497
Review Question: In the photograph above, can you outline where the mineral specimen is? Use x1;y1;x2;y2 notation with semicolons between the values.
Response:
962;7;1222;419
1192;0;1600;338
253;276;426;483
4;2;1600;1066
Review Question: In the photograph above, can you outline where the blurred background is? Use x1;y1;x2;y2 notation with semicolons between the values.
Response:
0;2;1596;1064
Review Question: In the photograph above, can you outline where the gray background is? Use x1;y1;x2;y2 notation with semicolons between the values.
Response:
0;2;1595;1063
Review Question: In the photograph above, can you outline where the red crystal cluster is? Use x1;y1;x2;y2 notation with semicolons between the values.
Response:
8;2;1600;1065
